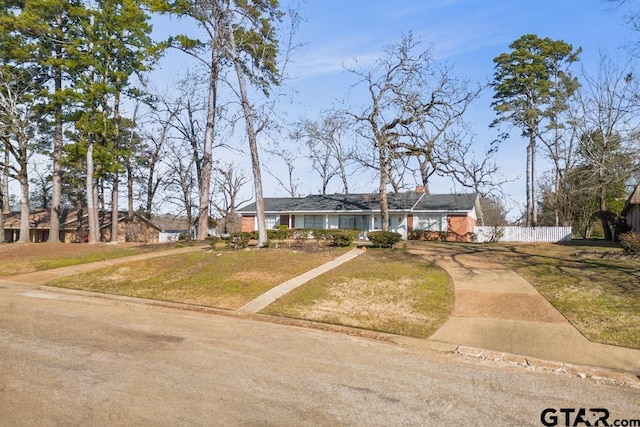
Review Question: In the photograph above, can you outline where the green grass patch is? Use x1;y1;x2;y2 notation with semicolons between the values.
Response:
45;247;350;310
262;249;454;338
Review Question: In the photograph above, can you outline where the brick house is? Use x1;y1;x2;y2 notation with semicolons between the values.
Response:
622;183;640;233
237;189;482;241
3;209;162;243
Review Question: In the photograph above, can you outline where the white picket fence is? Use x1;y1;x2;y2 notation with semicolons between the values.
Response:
473;226;572;243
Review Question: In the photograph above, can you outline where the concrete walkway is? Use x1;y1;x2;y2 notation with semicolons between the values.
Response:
406;243;640;373
238;247;364;313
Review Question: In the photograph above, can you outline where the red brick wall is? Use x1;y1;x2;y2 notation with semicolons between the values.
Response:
241;215;256;232
447;215;476;241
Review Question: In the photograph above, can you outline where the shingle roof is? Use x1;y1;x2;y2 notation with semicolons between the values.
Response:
238;192;477;213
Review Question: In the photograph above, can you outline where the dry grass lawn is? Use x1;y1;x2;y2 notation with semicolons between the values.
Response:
45;246;351;310
262;250;454;338
0;242;180;276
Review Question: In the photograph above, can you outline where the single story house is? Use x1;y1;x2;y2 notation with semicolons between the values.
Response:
2;209;162;243
622;183;640;233
237;190;482;241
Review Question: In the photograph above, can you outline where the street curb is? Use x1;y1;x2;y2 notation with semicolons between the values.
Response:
3;279;638;389
452;345;640;389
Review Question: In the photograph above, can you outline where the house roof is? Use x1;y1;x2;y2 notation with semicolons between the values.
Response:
622;183;640;215
3;208;162;231
238;192;478;214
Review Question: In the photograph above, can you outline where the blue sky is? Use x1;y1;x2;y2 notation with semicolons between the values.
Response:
150;0;638;217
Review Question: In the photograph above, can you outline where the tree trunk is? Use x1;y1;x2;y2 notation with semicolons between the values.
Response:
525;143;532;227
196;46;218;241
227;19;267;246
0;209;4;243
86;141;98;244
111;171;119;243
379;146;389;232
128;163;135;217
2;149;8;214
598;181;613;241
111;88;121;244
531;137;537;227
48;49;63;243
0;177;4;242
18;171;29;243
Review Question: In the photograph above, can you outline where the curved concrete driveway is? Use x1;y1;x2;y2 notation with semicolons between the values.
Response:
406;243;640;373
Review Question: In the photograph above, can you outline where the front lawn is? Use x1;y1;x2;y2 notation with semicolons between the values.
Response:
45;246;351;309
0;242;182;276
262;249;454;338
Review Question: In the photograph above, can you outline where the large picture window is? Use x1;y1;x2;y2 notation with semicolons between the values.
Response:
338;215;368;230
413;214;445;232
304;215;324;229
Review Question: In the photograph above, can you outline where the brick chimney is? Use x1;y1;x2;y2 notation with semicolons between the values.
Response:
415;185;426;194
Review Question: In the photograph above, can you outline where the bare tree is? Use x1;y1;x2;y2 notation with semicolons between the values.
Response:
161;139;199;233
347;33;477;230
211;161;251;234
264;149;300;197
29;164;52;209
295;113;353;194
570;55;640;240
0;70;40;243
136;97;181;219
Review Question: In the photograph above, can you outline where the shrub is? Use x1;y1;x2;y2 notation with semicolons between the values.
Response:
311;229;331;241
262;239;278;248
367;231;402;248
267;227;293;240
619;232;640;254
408;230;446;241
229;232;251;248
205;235;220;247
327;229;359;247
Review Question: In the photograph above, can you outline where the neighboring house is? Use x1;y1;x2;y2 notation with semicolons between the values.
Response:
622;183;640;233
159;230;190;243
2;209;162;243
237;189;481;241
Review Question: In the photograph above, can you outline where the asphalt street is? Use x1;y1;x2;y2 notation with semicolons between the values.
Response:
1;282;638;426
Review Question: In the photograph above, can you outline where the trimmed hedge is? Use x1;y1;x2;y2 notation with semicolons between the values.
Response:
367;231;402;248
229;228;359;248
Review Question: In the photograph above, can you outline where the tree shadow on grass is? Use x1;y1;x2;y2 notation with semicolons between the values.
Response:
464;242;639;296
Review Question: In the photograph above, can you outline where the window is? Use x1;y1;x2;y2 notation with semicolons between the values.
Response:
265;215;280;229
339;215;368;230
414;214;445;231
304;215;324;229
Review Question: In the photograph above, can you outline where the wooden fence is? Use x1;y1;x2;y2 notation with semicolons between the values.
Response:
473;226;572;243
